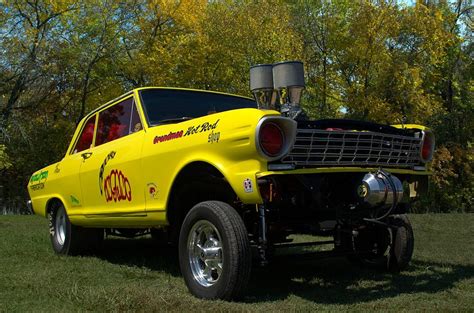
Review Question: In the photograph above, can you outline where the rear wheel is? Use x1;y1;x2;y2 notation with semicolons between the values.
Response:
179;201;251;300
347;214;414;271
389;214;414;271
49;202;103;255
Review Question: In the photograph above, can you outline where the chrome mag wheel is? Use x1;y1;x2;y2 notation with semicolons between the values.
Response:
179;201;251;300
55;206;67;246
187;220;223;287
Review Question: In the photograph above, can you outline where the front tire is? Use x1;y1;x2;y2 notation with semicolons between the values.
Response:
49;202;103;255
179;201;251;300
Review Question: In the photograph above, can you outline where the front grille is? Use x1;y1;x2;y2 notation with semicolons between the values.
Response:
280;129;422;168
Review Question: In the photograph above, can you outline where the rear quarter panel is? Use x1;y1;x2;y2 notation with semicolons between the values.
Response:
28;162;66;217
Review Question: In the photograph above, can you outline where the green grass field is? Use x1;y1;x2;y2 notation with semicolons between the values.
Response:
0;214;473;312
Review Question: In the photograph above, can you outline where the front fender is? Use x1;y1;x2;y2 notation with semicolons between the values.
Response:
142;108;280;209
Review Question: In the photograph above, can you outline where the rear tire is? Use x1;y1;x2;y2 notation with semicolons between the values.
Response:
389;214;414;271
179;201;251;300
49;202;103;255
347;214;414;271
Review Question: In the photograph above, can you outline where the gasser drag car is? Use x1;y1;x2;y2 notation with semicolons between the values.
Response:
28;61;434;300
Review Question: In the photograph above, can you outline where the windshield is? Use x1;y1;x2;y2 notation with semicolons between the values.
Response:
139;89;257;126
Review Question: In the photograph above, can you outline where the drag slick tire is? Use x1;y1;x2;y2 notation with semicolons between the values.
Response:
49;202;103;255
179;201;251;300
389;214;414;271
349;214;414;271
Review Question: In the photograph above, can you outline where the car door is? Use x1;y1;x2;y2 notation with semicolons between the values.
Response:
79;95;146;216
59;114;97;215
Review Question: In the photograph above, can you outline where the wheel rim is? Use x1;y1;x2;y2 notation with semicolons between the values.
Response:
187;220;223;287
55;207;67;246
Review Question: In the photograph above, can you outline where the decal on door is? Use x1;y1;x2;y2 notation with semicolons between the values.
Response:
97;151;132;202
104;169;132;202
98;151;116;196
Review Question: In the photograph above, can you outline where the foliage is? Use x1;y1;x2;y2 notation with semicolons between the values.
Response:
0;0;472;213
0;144;11;171
415;144;474;213
291;0;456;123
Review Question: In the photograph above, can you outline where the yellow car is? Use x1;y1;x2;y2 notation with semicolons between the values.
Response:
28;62;434;300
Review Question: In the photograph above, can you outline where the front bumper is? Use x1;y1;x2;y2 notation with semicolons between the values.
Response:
256;166;431;178
26;200;33;214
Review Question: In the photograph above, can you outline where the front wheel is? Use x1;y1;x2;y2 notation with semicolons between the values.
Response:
179;201;251;300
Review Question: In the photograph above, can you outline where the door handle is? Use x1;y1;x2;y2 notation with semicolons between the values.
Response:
81;152;93;160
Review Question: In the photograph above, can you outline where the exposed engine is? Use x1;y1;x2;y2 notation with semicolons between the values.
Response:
256;170;410;237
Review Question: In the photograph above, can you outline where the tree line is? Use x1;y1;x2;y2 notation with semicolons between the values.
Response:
0;0;472;213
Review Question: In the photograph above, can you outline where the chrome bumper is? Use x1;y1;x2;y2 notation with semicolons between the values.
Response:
26;200;33;213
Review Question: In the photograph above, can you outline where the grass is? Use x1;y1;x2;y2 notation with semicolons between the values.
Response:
0;214;473;312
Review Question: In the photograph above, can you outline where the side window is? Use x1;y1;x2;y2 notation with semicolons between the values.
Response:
73;115;96;154
96;97;141;146
130;100;143;133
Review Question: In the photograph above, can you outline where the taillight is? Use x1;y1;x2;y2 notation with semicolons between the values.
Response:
255;116;297;161
259;122;283;157
420;131;435;162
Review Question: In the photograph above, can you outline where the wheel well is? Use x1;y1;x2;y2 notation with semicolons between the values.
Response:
46;198;63;216
166;162;237;243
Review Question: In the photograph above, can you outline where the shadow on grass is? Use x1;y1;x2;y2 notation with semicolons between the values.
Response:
95;237;181;277
245;257;474;304
95;237;474;304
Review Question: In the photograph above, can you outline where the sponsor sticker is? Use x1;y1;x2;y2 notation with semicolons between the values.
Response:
70;195;80;206
208;131;220;144
153;119;220;144
30;170;48;191
243;178;253;193
147;183;159;199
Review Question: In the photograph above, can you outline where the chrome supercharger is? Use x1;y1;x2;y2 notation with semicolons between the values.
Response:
357;170;404;210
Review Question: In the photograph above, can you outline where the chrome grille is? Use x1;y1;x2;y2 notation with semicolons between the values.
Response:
281;129;422;168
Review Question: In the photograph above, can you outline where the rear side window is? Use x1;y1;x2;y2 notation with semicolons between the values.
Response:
96;97;141;146
73;115;96;154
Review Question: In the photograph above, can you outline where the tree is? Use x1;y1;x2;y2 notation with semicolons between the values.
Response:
0;0;76;129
